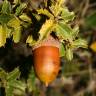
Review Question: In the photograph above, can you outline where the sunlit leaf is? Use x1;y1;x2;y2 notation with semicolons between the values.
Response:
38;19;54;41
13;27;21;43
61;8;75;22
0;25;7;47
65;48;73;60
72;38;88;49
37;8;53;18
26;35;36;46
55;22;72;41
7;17;21;28
19;13;31;23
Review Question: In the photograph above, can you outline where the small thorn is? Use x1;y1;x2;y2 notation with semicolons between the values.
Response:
45;82;48;87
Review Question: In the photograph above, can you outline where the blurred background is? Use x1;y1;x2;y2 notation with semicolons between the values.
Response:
0;0;96;96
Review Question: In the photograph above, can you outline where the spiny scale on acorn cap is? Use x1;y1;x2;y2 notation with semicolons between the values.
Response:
33;35;60;86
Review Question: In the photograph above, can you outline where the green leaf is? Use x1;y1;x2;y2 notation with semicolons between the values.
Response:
6;85;14;96
0;25;7;47
0;68;7;80
15;3;27;16
9;80;26;92
72;38;88;49
38;19;54;41
19;13;31;23
13;27;21;43
65;48;73;60
0;14;13;24
27;68;36;92
61;8;75;22
1;0;11;14
37;8;54;18
7;17;21;28
56;22;72;41
60;43;65;57
26;35;36;46
7;68;20;81
85;12;96;28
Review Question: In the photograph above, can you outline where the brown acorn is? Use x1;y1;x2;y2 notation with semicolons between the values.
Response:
33;36;60;86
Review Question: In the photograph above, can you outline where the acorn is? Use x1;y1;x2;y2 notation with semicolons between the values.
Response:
33;35;60;86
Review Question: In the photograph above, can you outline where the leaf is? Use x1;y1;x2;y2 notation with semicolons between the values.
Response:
1;0;11;14
90;42;96;52
72;38;88;49
37;9;53;18
9;80;26;92
61;8;75;22
0;14;13;24
19;13;31;23
38;19;54;41
7;17;21;28
7;68;20;81
6;85;14;96
15;3;27;16
27;68;36;92
60;43;65;57
65;48;73;61
0;25;7;47
0;68;7;80
26;35;36;46
55;22;72;41
71;25;79;39
85;12;96;28
13;27;21;43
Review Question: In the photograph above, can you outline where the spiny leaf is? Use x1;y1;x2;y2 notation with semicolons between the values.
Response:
7;68;20;81
19;13;31;23
72;38;88;49
27;68;36;92
38;19;54;41
61;8;75;22
13;27;21;43
15;3;27;16
7;17;21;28
9;80;26;92
65;48;73;61
37;8;54;18
6;85;14;96
26;35;36;46
1;0;11;14
0;14;13;24
0;25;7;47
55;22;72;41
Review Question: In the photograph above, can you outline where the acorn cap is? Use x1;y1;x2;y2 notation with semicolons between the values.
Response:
33;35;60;50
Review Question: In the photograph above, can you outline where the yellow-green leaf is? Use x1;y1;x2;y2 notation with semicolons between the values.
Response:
0;25;7;47
19;13;31;23
26;35;36;46
7;17;21;28
39;19;54;41
13;27;21;43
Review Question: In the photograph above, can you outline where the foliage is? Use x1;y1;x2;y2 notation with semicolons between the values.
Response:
0;0;89;96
